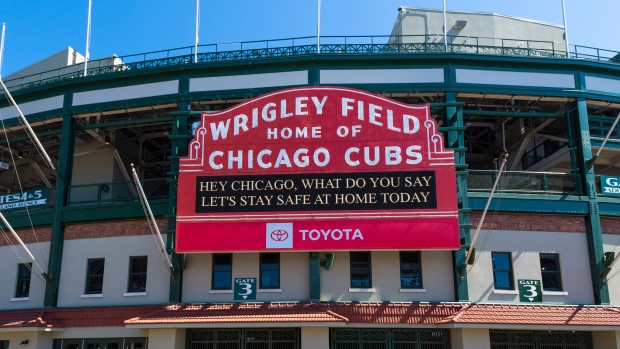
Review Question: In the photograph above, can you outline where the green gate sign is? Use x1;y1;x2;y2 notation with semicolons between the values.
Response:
234;278;256;301
601;176;620;197
0;188;49;211
518;279;542;302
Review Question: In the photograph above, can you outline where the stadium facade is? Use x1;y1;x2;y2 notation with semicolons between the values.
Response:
0;7;619;349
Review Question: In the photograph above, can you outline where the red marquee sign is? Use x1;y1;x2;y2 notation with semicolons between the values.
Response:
176;87;459;252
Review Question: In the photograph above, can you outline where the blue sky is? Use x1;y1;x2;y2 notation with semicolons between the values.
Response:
0;0;618;76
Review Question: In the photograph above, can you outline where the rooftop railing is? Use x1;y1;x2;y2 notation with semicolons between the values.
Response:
3;34;619;92
468;170;581;195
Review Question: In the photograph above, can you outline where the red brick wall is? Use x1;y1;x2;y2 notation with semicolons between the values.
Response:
469;213;586;233
601;218;620;235
64;219;167;240
0;226;52;246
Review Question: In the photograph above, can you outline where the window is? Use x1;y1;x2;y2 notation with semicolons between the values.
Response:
212;254;232;290
0;340;8;349
400;252;422;288
491;252;514;290
540;253;562;291
15;263;32;298
128;256;148;293
260;253;280;289
350;252;371;288
85;258;105;294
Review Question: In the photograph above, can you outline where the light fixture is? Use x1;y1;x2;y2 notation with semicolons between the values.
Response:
105;136;111;145
453;20;467;30
18;151;23;159
20;340;29;345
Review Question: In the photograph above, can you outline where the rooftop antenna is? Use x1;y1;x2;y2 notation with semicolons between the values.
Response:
442;0;448;52
561;0;569;57
0;23;5;77
317;0;321;54
84;0;92;76
194;0;200;63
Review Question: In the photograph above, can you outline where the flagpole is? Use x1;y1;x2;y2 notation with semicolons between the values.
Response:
443;0;448;52
84;0;92;76
317;0;321;54
194;0;200;63
561;0;569;57
0;23;6;77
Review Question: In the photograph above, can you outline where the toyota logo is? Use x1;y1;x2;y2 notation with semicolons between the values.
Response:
270;229;289;241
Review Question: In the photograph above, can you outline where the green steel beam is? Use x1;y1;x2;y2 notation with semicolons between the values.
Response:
573;98;609;305
77;116;174;130
0;129;62;145
61;200;168;222
462;110;564;118
309;252;321;301
467;194;588;214
167;100;189;303
445;92;470;302
44;114;76;307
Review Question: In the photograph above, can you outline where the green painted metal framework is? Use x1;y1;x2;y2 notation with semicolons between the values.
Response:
0;41;618;307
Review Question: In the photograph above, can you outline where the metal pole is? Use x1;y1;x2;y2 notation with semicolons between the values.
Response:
84;0;92;76
561;0;569;57
593;112;620;161
443;0;448;52
0;23;5;77
465;156;508;266
131;165;173;269
0;211;46;275
317;0;321;54
194;0;200;63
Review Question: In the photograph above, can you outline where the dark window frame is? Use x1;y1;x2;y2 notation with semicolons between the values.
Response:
212;254;233;290
399;251;423;289
491;252;514;290
15;263;32;298
259;253;280;289
350;251;372;288
127;256;148;293
85;258;105;294
540;253;563;291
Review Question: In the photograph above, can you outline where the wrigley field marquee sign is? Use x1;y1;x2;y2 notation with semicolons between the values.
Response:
176;87;459;252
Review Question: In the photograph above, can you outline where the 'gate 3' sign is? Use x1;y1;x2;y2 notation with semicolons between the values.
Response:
176;87;459;252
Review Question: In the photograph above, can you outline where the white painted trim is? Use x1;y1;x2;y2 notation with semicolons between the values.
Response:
72;80;179;106
320;68;444;84
455;68;575;89
348;288;376;293
492;289;519;295
585;75;620;94
80;293;103;298
208;290;233;294
190;71;308;92
0;95;64;120
257;289;283;293
124;292;147;297
10;297;29;302
543;291;569;296
400;288;427;293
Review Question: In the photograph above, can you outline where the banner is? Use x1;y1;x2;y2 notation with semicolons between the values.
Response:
0;188;49;211
176;87;459;252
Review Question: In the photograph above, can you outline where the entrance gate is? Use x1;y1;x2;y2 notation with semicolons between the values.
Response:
187;328;299;349
330;329;450;349
490;331;592;349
